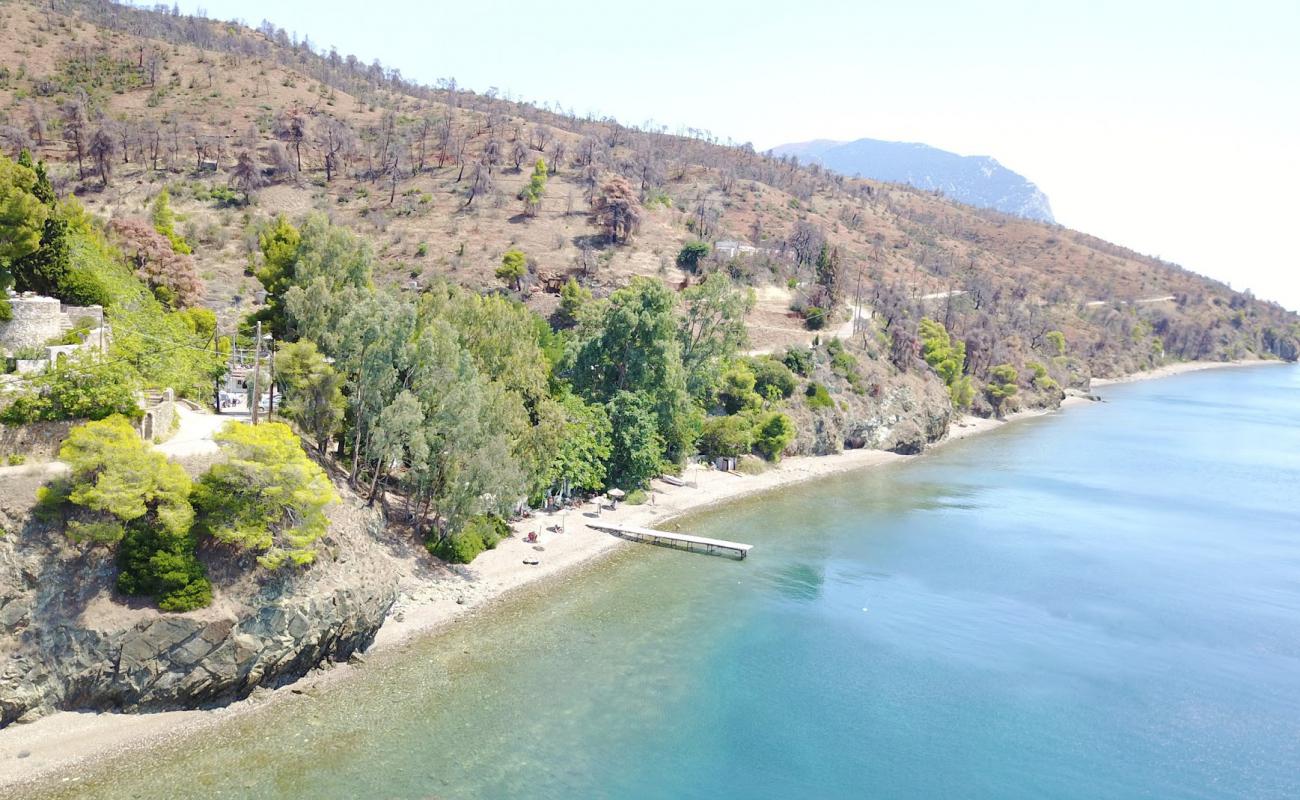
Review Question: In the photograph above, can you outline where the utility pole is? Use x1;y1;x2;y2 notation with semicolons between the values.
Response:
251;321;262;424
267;333;276;418
213;327;222;414
225;325;237;414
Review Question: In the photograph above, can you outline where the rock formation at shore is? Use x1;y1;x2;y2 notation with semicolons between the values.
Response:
789;373;953;456
0;475;398;726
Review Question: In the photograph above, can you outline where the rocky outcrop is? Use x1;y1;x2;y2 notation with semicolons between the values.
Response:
788;371;952;457
0;483;397;726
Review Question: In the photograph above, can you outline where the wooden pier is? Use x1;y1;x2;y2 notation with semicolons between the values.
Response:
587;523;754;560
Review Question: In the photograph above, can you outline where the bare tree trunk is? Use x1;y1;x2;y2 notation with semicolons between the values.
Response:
349;349;367;487
367;459;386;505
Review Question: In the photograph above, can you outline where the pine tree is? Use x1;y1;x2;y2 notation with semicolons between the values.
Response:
518;157;548;217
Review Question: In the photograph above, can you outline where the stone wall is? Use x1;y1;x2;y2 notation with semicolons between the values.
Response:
0;420;76;461
0;295;63;352
60;305;105;329
140;391;176;442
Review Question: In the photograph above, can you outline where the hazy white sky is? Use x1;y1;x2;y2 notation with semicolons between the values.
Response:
194;0;1300;309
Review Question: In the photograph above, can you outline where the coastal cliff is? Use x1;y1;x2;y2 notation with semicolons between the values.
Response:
0;477;397;726
789;373;953;456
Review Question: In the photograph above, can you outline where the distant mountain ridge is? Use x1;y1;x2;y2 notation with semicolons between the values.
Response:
771;138;1055;223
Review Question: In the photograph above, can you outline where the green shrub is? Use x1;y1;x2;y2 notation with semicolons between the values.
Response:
427;514;510;564
803;306;826;330
782;346;813;376
752;411;795;462
919;318;975;409
11;345;47;360
985;364;1020;415
117;523;211;612
34;481;69;522
557;277;592;328
1026;360;1061;394
624;488;648;505
697;414;753;459
675;241;710;272
57;265;113;306
151;189;192;254
6;454;26;466
1045;330;1067;357
805;382;833;410
496;248;527;290
749;357;797;399
829;345;865;392
208;186;242;208
49;323;91;346
718;361;758;413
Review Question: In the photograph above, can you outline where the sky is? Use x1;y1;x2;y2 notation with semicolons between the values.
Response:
191;0;1300;310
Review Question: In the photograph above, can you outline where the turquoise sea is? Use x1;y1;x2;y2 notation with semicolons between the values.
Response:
40;364;1300;799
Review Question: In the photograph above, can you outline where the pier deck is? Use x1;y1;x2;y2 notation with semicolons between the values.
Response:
587;523;754;559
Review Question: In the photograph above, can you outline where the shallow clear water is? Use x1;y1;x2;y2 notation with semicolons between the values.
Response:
44;365;1300;799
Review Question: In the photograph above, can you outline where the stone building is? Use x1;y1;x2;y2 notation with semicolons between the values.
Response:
1;292;106;367
0;294;64;351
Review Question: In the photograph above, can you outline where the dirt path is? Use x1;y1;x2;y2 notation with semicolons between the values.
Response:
1085;294;1175;307
153;406;248;458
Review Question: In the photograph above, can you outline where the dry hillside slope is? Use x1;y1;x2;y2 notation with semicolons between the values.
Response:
0;0;1295;385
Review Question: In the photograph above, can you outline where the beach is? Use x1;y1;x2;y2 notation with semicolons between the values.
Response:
0;358;1281;795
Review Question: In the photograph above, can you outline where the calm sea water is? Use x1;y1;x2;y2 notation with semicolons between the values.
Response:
41;365;1300;799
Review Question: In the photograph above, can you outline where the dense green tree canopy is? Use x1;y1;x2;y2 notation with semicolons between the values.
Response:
59;415;193;541
679;272;753;400
276;339;346;453
46;417;210;610
569;277;694;463
193;422;339;569
0;152;49;270
539;392;612;496
605;390;665;489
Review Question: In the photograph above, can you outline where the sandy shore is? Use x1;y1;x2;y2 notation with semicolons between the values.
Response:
0;358;1285;793
1090;357;1280;387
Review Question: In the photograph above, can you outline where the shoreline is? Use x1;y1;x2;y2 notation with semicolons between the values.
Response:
0;357;1288;794
1089;357;1279;387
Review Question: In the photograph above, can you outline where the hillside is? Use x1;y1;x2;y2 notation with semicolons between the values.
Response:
1;0;1299;732
0;0;1295;387
771;137;1056;223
